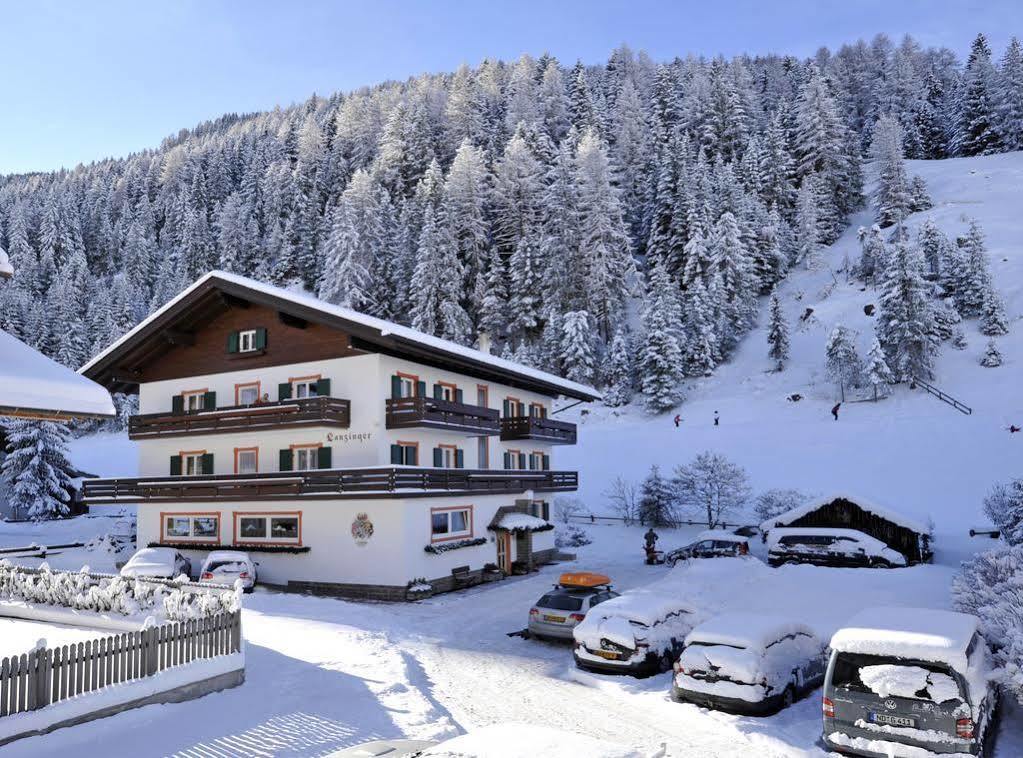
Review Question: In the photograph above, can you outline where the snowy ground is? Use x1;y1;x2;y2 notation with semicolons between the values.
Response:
0;617;110;658
1;523;1019;757
563;152;1023;533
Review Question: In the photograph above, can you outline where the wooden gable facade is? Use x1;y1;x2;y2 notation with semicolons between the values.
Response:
777;497;930;564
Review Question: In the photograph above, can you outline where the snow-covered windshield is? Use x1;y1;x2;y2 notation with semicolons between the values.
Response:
537;594;584;612
831;653;963;703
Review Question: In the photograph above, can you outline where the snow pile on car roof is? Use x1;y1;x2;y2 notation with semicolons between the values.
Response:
694;529;748;543
685;612;815;650
760;493;928;534
830;607;979;670
420;722;643;757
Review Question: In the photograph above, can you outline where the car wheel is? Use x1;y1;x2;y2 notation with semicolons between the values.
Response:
661;651;675;673
781;686;795;710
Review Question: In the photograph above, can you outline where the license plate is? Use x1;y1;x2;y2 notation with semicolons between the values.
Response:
543;615;566;623
870;712;916;728
595;650;620;660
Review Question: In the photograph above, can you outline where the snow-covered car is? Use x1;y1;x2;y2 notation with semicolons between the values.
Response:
666;530;750;566
573;587;694;676
823;606;1000;758
199;550;257;591
766;528;907;569
528;572;618;641
119;547;192;579
670;613;827;715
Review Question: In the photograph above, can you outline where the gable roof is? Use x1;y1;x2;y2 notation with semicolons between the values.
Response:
80;271;601;401
760;493;928;535
1;329;115;420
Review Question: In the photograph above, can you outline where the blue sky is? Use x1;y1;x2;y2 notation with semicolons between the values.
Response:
1;0;1020;175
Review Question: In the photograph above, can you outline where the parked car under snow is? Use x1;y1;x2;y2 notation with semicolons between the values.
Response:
666;530;750;566
119;547;192;579
572;587;694;677
199;550;257;592
670;613;827;715
823;606;1000;758
767;528;907;569
528;572;618;641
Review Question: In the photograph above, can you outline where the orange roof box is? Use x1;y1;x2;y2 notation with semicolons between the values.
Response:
558;571;611;588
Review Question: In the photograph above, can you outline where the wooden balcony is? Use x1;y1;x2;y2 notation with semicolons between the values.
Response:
81;468;578;503
128;396;351;440
500;415;577;445
385;397;500;435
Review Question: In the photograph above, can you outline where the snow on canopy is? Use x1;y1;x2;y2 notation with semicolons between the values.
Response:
0;329;114;419
490;512;550;532
760;493;929;535
830;606;979;671
81;270;600;401
684;612;816;651
420;723;643;758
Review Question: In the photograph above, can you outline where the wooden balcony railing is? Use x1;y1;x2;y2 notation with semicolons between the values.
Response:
385;397;500;434
81;468;578;503
500;415;577;445
128;396;351;440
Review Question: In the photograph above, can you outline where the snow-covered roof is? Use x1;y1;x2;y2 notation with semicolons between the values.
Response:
81;271;600;401
421;723;642;758
685;613;817;650
491;512;551;532
0;328;115;420
694;529;748;543
760;493;928;535
830;606;979;670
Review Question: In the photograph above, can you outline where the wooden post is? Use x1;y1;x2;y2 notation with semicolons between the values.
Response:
34;647;50;709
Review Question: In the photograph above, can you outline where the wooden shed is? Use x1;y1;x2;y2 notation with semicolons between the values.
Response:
762;495;932;564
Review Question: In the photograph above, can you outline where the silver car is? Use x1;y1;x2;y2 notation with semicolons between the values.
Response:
528;585;618;640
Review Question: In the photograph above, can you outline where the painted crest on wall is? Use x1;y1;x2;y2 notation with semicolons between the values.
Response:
351;512;374;546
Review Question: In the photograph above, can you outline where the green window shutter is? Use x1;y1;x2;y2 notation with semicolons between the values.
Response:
278;382;292;401
528;455;536;471
405;446;418;466
542;454;550;471
455;388;464;404
433;383;443;400
390;444;403;465
201;453;214;475
518;453;526;469
279;449;292;472
171;395;184;413
227;331;239;353
316;378;331;397
455;449;464;469
390;375;402;398
416;380;426;398
254;327;267;350
503;451;511;469
203;391;216;409
542;502;550;521
170;455;182;476
317;446;332;469
503;399;511;417
433;447;443;467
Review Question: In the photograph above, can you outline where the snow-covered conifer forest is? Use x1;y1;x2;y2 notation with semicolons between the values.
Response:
1;33;1022;420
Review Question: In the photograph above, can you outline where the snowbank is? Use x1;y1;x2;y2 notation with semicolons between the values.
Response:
420;723;644;757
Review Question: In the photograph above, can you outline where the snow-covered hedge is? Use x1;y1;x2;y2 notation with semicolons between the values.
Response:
556;525;592;548
423;537;487;554
0;561;240;623
951;545;1023;703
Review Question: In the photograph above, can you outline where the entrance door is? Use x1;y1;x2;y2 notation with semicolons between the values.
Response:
496;531;511;573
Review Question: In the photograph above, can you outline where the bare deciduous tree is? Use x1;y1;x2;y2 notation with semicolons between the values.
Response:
553;496;585;524
604;475;640;525
671;452;752;528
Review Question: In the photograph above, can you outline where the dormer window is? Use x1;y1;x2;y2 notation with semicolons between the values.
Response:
238;329;257;352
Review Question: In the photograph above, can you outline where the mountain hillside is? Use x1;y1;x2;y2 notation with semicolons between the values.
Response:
563;151;1023;533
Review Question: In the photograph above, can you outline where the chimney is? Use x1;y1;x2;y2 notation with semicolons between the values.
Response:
477;331;492;355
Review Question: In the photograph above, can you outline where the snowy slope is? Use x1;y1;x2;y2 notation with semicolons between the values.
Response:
563;152;1023;534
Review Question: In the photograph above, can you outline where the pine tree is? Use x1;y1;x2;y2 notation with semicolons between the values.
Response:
409;206;471;344
766;290;789;371
877;240;936;380
957;34;1001;156
1;419;75;521
638;464;677;527
508;231;546;340
997;38;1023;151
317;170;383;312
825;325;862;401
980;285;1010;336
864;337;895;400
602;329;633;407
681;277;719;377
712;210;757;352
959;219;993;316
559;310;598;385
856;224;887;283
795;177;822;269
980;338;1003;368
442;139;491;327
916;219;949;279
640;263;686;412
870;115;913;227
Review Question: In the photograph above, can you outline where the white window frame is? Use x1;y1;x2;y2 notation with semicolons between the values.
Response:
293;445;319;471
238;329;258;353
430;507;472;541
398;375;416;398
293;379;319;399
237;383;260;405
163;514;219;542
182;452;205;476
234;513;301;545
505;449;524;471
182;390;206;412
529;451;545;470
438;445;458;469
236;449;258;475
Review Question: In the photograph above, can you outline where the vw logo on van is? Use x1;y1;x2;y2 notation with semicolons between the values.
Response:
884;700;897;710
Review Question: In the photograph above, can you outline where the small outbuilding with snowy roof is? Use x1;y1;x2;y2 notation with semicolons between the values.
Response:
761;494;932;565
